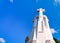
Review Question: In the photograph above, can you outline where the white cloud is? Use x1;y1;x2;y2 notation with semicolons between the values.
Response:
55;0;60;3
10;0;13;3
0;38;5;43
54;0;60;5
50;28;57;34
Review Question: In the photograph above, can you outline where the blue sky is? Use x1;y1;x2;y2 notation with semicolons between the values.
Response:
0;0;60;43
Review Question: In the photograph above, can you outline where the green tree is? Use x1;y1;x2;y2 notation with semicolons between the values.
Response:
25;36;29;43
25;36;60;43
54;37;60;43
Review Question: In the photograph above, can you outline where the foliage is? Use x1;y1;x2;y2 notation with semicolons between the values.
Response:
54;38;60;43
25;36;60;43
25;36;29;43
